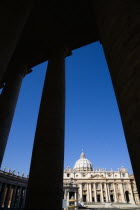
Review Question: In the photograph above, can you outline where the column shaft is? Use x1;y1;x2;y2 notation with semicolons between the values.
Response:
67;191;70;207
0;67;28;167
104;183;108;202
119;184;125;203
4;185;12;208
79;184;83;202
113;183;117;202
128;183;135;204
86;184;89;202
10;186;17;208
100;183;104;202
107;184;110;202
0;1;34;85
93;0;140;195
94;183;97;202
89;183;92;202
0;183;7;208
25;48;66;210
16;187;22;208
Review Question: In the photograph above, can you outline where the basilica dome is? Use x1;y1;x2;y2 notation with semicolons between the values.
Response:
73;152;93;171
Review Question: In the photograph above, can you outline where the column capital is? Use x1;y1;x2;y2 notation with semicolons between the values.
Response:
48;46;72;59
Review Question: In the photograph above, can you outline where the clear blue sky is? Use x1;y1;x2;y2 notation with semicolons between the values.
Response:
1;41;133;176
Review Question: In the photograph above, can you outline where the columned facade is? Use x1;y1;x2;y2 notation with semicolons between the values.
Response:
64;152;140;205
0;171;27;208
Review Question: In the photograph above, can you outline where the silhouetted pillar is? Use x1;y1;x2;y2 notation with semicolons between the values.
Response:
0;67;32;167
4;185;12;208
0;1;34;86
10;186;17;208
0;183;7;208
93;0;140;196
25;47;67;210
16;187;22;208
21;188;27;208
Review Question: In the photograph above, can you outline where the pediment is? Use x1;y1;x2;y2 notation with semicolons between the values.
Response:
91;174;105;179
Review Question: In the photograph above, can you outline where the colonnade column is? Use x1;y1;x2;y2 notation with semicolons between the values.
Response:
86;184;90;202
0;67;31;167
104;183;108;202
64;189;67;200
25;47;67;210
128;183;135;204
10;186;17;208
119;183;125;203
16;187;22;208
113;183;117;202
93;0;140;195
0;0;34;85
74;191;77;207
100;183;104;202
89;183;92;202
0;183;7;208
107;184;110;202
4;185;12;208
94;183;97;202
79;183;83;202
67;191;70;207
21;188;27;208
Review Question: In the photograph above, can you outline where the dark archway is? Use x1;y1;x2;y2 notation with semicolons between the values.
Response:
97;194;100;202
83;195;86;202
110;194;114;202
125;191;130;203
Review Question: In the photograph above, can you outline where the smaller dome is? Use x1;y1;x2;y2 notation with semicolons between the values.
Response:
73;152;93;171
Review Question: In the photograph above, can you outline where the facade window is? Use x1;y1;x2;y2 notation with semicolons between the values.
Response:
83;195;86;202
109;183;113;189
96;184;100;190
67;173;70;177
97;194;100;202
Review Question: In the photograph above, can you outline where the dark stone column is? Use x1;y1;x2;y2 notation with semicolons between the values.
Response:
16;187;22;208
0;67;32;167
0;0;34;86
0;183;7;208
25;47;66;210
93;0;140;196
4;185;12;208
10;186;17;208
21;188;27;208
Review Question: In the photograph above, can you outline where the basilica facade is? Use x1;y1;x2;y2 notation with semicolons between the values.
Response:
63;152;140;206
